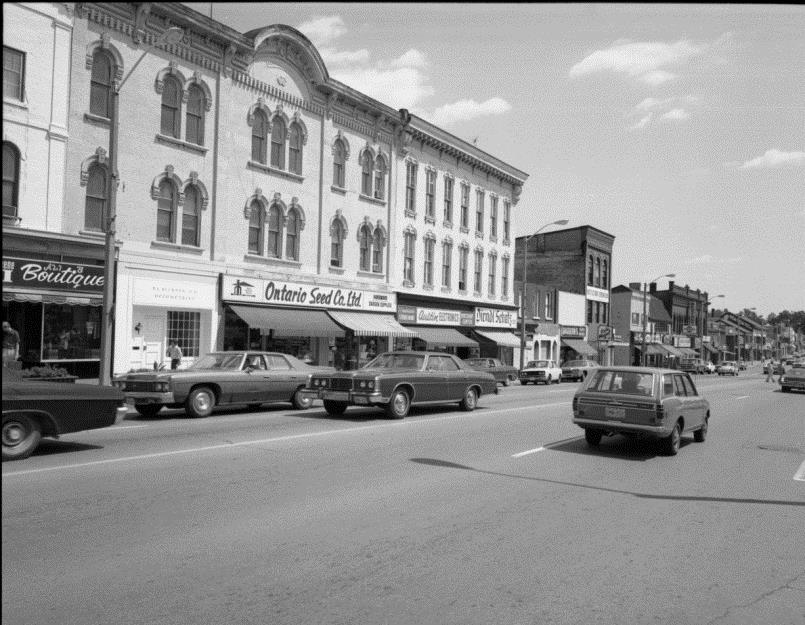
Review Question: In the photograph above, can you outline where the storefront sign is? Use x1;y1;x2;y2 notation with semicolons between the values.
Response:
585;285;610;303
474;307;517;329
397;305;474;326
3;256;104;292
134;278;216;308
560;325;587;338
222;275;396;312
674;335;692;348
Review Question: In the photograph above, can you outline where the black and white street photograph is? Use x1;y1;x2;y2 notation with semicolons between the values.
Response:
3;3;804;624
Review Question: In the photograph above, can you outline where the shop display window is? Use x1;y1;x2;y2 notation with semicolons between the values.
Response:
167;310;200;357
42;304;101;360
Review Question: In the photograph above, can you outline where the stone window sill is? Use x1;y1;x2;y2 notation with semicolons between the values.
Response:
328;264;345;275
79;229;105;239
359;193;386;207
331;185;347;195
247;160;304;182
244;253;301;269
404;209;417;219
156;134;209;155
357;270;384;279
151;240;204;254
84;112;111;127
460;226;469;234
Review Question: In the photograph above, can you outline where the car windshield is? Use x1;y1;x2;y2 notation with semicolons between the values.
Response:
526;360;550;368
364;353;425;370
189;353;244;370
587;370;655;396
465;359;485;366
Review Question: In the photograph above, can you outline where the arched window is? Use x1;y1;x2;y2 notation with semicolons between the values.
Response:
286;207;300;261
359;223;372;272
160;76;182;138
602;260;608;289
333;139;346;187
2;142;20;218
89;50;113;117
270;118;286;169
248;201;264;254
594;257;601;287
267;203;282;257
84;164;107;231
374;155;386;200
156;179;176;241
372;229;384;273
182;185;200;246
185;84;205;145
252;110;268;164
288;123;303;175
588;255;594;284
361;151;373;196
331;219;345;267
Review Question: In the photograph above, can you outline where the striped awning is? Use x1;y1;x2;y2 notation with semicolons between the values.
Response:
661;344;685;358
411;327;478;347
229;305;344;337
474;330;521;348
328;311;418;337
2;290;102;306
636;344;667;356
561;338;598;357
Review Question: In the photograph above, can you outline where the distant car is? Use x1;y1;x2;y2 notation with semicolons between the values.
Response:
763;361;786;375
572;366;710;456
2;367;127;461
113;351;331;418
302;351;498;419
519;359;562;385
716;361;738;376
463;357;519;386
680;358;710;374
738;361;747;371
560;359;600;382
779;364;805;393
703;361;717;374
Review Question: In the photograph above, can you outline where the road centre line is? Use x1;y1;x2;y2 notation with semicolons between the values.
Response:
512;435;582;458
3;401;570;477
795;460;805;482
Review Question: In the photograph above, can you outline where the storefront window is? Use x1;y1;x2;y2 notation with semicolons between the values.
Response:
167;310;200;357
42;304;101;360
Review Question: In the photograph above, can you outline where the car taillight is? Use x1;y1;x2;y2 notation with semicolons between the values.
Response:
655;404;665;423
572;397;578;411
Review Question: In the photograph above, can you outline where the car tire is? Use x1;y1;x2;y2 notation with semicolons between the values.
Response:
323;400;348;416
459;387;478;412
693;417;708;442
520;380;528;385
2;414;43;461
584;429;603;447
663;421;682;455
545;375;551;385
385;389;410;419
185;387;215;418
134;404;163;418
291;387;313;410
781;386;790;393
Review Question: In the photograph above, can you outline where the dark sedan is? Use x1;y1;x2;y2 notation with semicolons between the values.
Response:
302;351;498;419
463;357;519;386
113;351;332;418
560;359;600;382
2;368;127;461
780;363;805;393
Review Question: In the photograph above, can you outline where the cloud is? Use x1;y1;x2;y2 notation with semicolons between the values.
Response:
629;96;697;129
660;108;689;121
629;114;652;131
428;98;512;127
688;255;742;265
297;16;347;47
739;149;805;169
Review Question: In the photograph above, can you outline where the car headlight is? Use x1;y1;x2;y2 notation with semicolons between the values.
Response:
358;380;375;390
780;376;787;383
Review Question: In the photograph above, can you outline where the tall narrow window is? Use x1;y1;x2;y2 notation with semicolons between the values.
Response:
288;123;303;175
248;201;263;254
458;246;468;291
359;224;372;272
490;196;498;239
460;183;470;228
267;204;282;257
473;250;483;293
475;190;484;234
333;139;346;187
501;257;510;298
285;208;299;260
588;255;594;284
361;151;373;196
84;164;107;231
182;186;200;246
425;169;436;219
160;76;181;138
2;142;20;218
403;231;416;283
423;237;435;287
3;46;25;101
372;229;384;272
503;200;511;241
545;291;554;319
331;220;344;267
374;155;386;200
488;254;496;296
441;242;452;288
251;110;268;164
443;177;454;224
270;118;286;169
602;259;608;289
595;257;601;287
405;162;417;213
156;180;176;241
89;50;112;117
185;84;205;145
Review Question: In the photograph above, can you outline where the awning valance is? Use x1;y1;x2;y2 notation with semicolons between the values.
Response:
678;347;697;357
636;344;666;356
661;344;684;358
474;330;521;348
229;305;344;337
702;343;718;354
2;290;102;306
328;311;418;337
411;327;478;347
561;338;598;357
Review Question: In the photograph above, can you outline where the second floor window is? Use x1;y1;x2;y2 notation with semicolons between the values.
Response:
458;246;468;291
251;110;268;163
405;162;417;213
330;219;345;267
270;119;286;169
156;180;176;241
545;291;553;319
266;204;282;258
248;201;263;254
588;255;594;284
288;123;303;175
3;142;21;219
474;250;483;293
332;139;346;188
490;196;498;239
285;208;300;261
84;164;107;231
403;231;416;283
503;200;511;241
475;190;484;234
488;254;496;297
359;224;372;271
185;84;206;145
443;177;454;224
441;242;452;288
460;183;470;228
425;169;436;219
501;257;509;298
3;46;25;101
160;76;182;138
423;237;435;287
181;185;200;246
89;49;112;117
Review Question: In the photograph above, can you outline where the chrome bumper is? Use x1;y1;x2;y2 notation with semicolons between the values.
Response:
573;417;670;437
301;389;389;404
124;391;175;404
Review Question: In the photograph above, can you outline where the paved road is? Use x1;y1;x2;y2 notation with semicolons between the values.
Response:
3;369;804;625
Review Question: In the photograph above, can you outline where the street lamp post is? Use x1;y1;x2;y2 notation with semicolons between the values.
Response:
640;273;675;367
99;27;184;386
518;219;569;371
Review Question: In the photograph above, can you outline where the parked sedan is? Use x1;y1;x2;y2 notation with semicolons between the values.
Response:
463;357;519;386
113;351;330;418
716;361;738;376
519;359;563;385
302;351;498;419
779;363;805;393
560;359;600;382
572;366;710;456
2;367;127;461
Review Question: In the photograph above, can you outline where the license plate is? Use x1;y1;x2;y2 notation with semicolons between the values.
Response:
353;396;369;404
325;391;350;401
605;406;626;420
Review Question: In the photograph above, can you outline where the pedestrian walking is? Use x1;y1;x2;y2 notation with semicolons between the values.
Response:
765;358;775;383
167;341;183;370
2;321;21;366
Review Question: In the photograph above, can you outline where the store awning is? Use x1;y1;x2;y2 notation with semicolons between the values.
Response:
678;347;697;357
702;343;718;354
2;290;103;306
411;327;478;347
229;305;344;337
636;344;667;356
474;330;521;348
561;338;598;357
661;344;684;358
328;311;418;337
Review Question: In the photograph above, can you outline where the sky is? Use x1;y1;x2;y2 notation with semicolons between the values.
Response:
185;2;805;318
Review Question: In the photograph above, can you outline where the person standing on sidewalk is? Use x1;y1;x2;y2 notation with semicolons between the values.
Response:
765;358;775;383
167;341;183;370
2;321;20;366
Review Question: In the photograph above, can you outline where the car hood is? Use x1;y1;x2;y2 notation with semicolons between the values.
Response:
323;367;422;378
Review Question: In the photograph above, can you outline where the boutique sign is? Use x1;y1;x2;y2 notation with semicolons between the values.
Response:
221;275;395;312
2;256;104;293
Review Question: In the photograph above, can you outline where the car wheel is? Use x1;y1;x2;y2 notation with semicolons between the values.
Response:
134;404;163;418
291;387;313;410
459;387;478;412
781;386;790;393
385;389;410;419
323;400;348;416
694;417;708;442
520;380;528;385
185;387;215;418
554;376;560;384
584;429;603;447
2;414;43;461
663;421;682;455
545;375;551;385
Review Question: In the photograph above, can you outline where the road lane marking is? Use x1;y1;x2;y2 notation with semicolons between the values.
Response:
795;460;805;482
512;435;582;458
3;401;571;477
736;395;750;399
512;447;545;457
